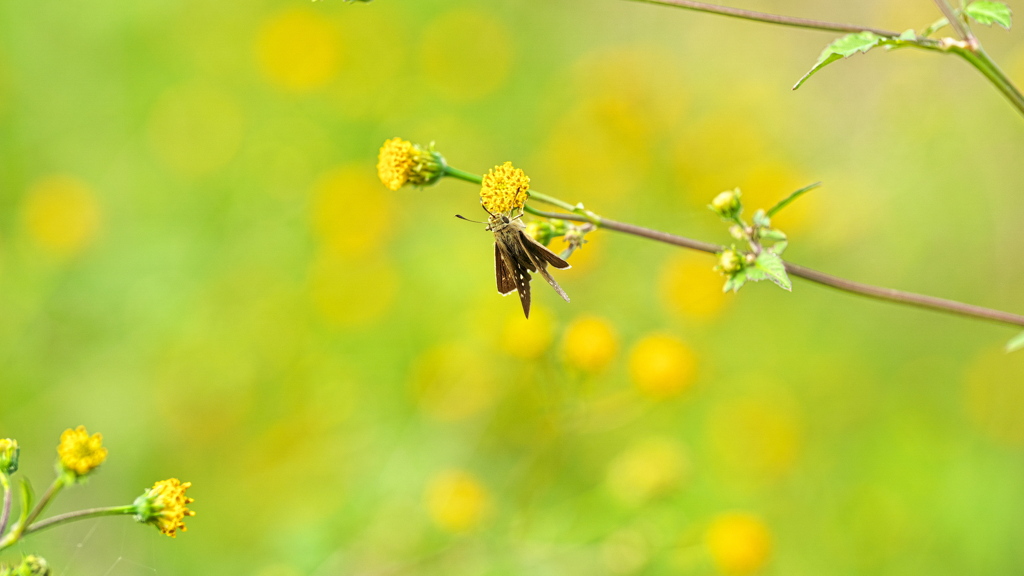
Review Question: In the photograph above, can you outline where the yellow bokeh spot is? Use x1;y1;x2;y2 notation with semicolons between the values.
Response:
628;334;697;399
705;512;772;575
562;315;619;373
707;394;802;481
412;343;501;421
964;351;1024;447
672;114;767;202
311;165;395;257
308;251;396;327
425;469;491;533
606;436;688;506
256;8;339;92
148;82;245;177
420;10;512;101
23;175;101;257
499;305;555;360
659;252;731;321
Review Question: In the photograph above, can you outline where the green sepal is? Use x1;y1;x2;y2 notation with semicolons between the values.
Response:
722;270;747;293
1007;331;1024;353
752;209;771;229
793;32;912;90
760;229;787;242
753;251;792;291
772;240;789;255
965;1;1013;29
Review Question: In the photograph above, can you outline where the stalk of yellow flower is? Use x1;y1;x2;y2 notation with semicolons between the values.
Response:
0;473;11;538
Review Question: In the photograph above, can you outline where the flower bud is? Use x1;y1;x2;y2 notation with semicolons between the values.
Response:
717;249;743;275
709;188;742;219
4;556;50;576
0;439;19;475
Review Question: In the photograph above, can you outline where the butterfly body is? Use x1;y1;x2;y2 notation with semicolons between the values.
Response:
488;213;570;318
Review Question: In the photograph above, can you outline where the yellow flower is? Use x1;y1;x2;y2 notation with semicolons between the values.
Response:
57;426;107;478
704;512;772;575
480;161;529;214
133;478;196;538
562;315;619;373
628;334;697;399
376;138;446;191
424;469;490;533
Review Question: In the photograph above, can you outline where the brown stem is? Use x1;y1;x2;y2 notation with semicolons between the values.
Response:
528;209;1024;328
933;0;978;49
626;0;901;37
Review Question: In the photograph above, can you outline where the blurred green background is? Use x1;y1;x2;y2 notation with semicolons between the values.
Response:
2;0;1024;574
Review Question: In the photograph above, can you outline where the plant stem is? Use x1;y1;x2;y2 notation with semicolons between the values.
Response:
954;47;1024;118
933;0;976;47
0;474;10;537
442;165;481;185
443;165;601;221
21;477;62;531
24;505;136;536
627;0;1024;118
626;0;901;36
0;477;64;551
488;187;1024;329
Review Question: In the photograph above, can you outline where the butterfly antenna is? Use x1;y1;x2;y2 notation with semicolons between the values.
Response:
455;214;486;224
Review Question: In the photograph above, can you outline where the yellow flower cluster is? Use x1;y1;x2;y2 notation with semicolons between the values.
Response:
480;161;529;214
376;137;445;191
57;426;107;478
134;478;196;538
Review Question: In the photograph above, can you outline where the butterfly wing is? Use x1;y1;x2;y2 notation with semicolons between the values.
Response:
495;242;516;295
496;231;533;318
520;231;570;303
520;230;571;270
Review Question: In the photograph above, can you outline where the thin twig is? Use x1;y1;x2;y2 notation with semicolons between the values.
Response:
526;209;1024;328
933;0;977;48
626;0;901;37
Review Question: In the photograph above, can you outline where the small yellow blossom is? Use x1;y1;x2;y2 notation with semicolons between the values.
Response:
57;426;107;478
705;512;772;575
480;161;529;214
376;138;446;191
133;478;196;538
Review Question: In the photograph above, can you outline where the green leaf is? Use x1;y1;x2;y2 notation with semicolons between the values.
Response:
771;240;788;255
1008;331;1024;353
760;229;787;242
18;478;33;526
794;32;884;90
744;266;768;282
722;271;747;293
754;252;792;291
766;182;822;217
965;1;1013;29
